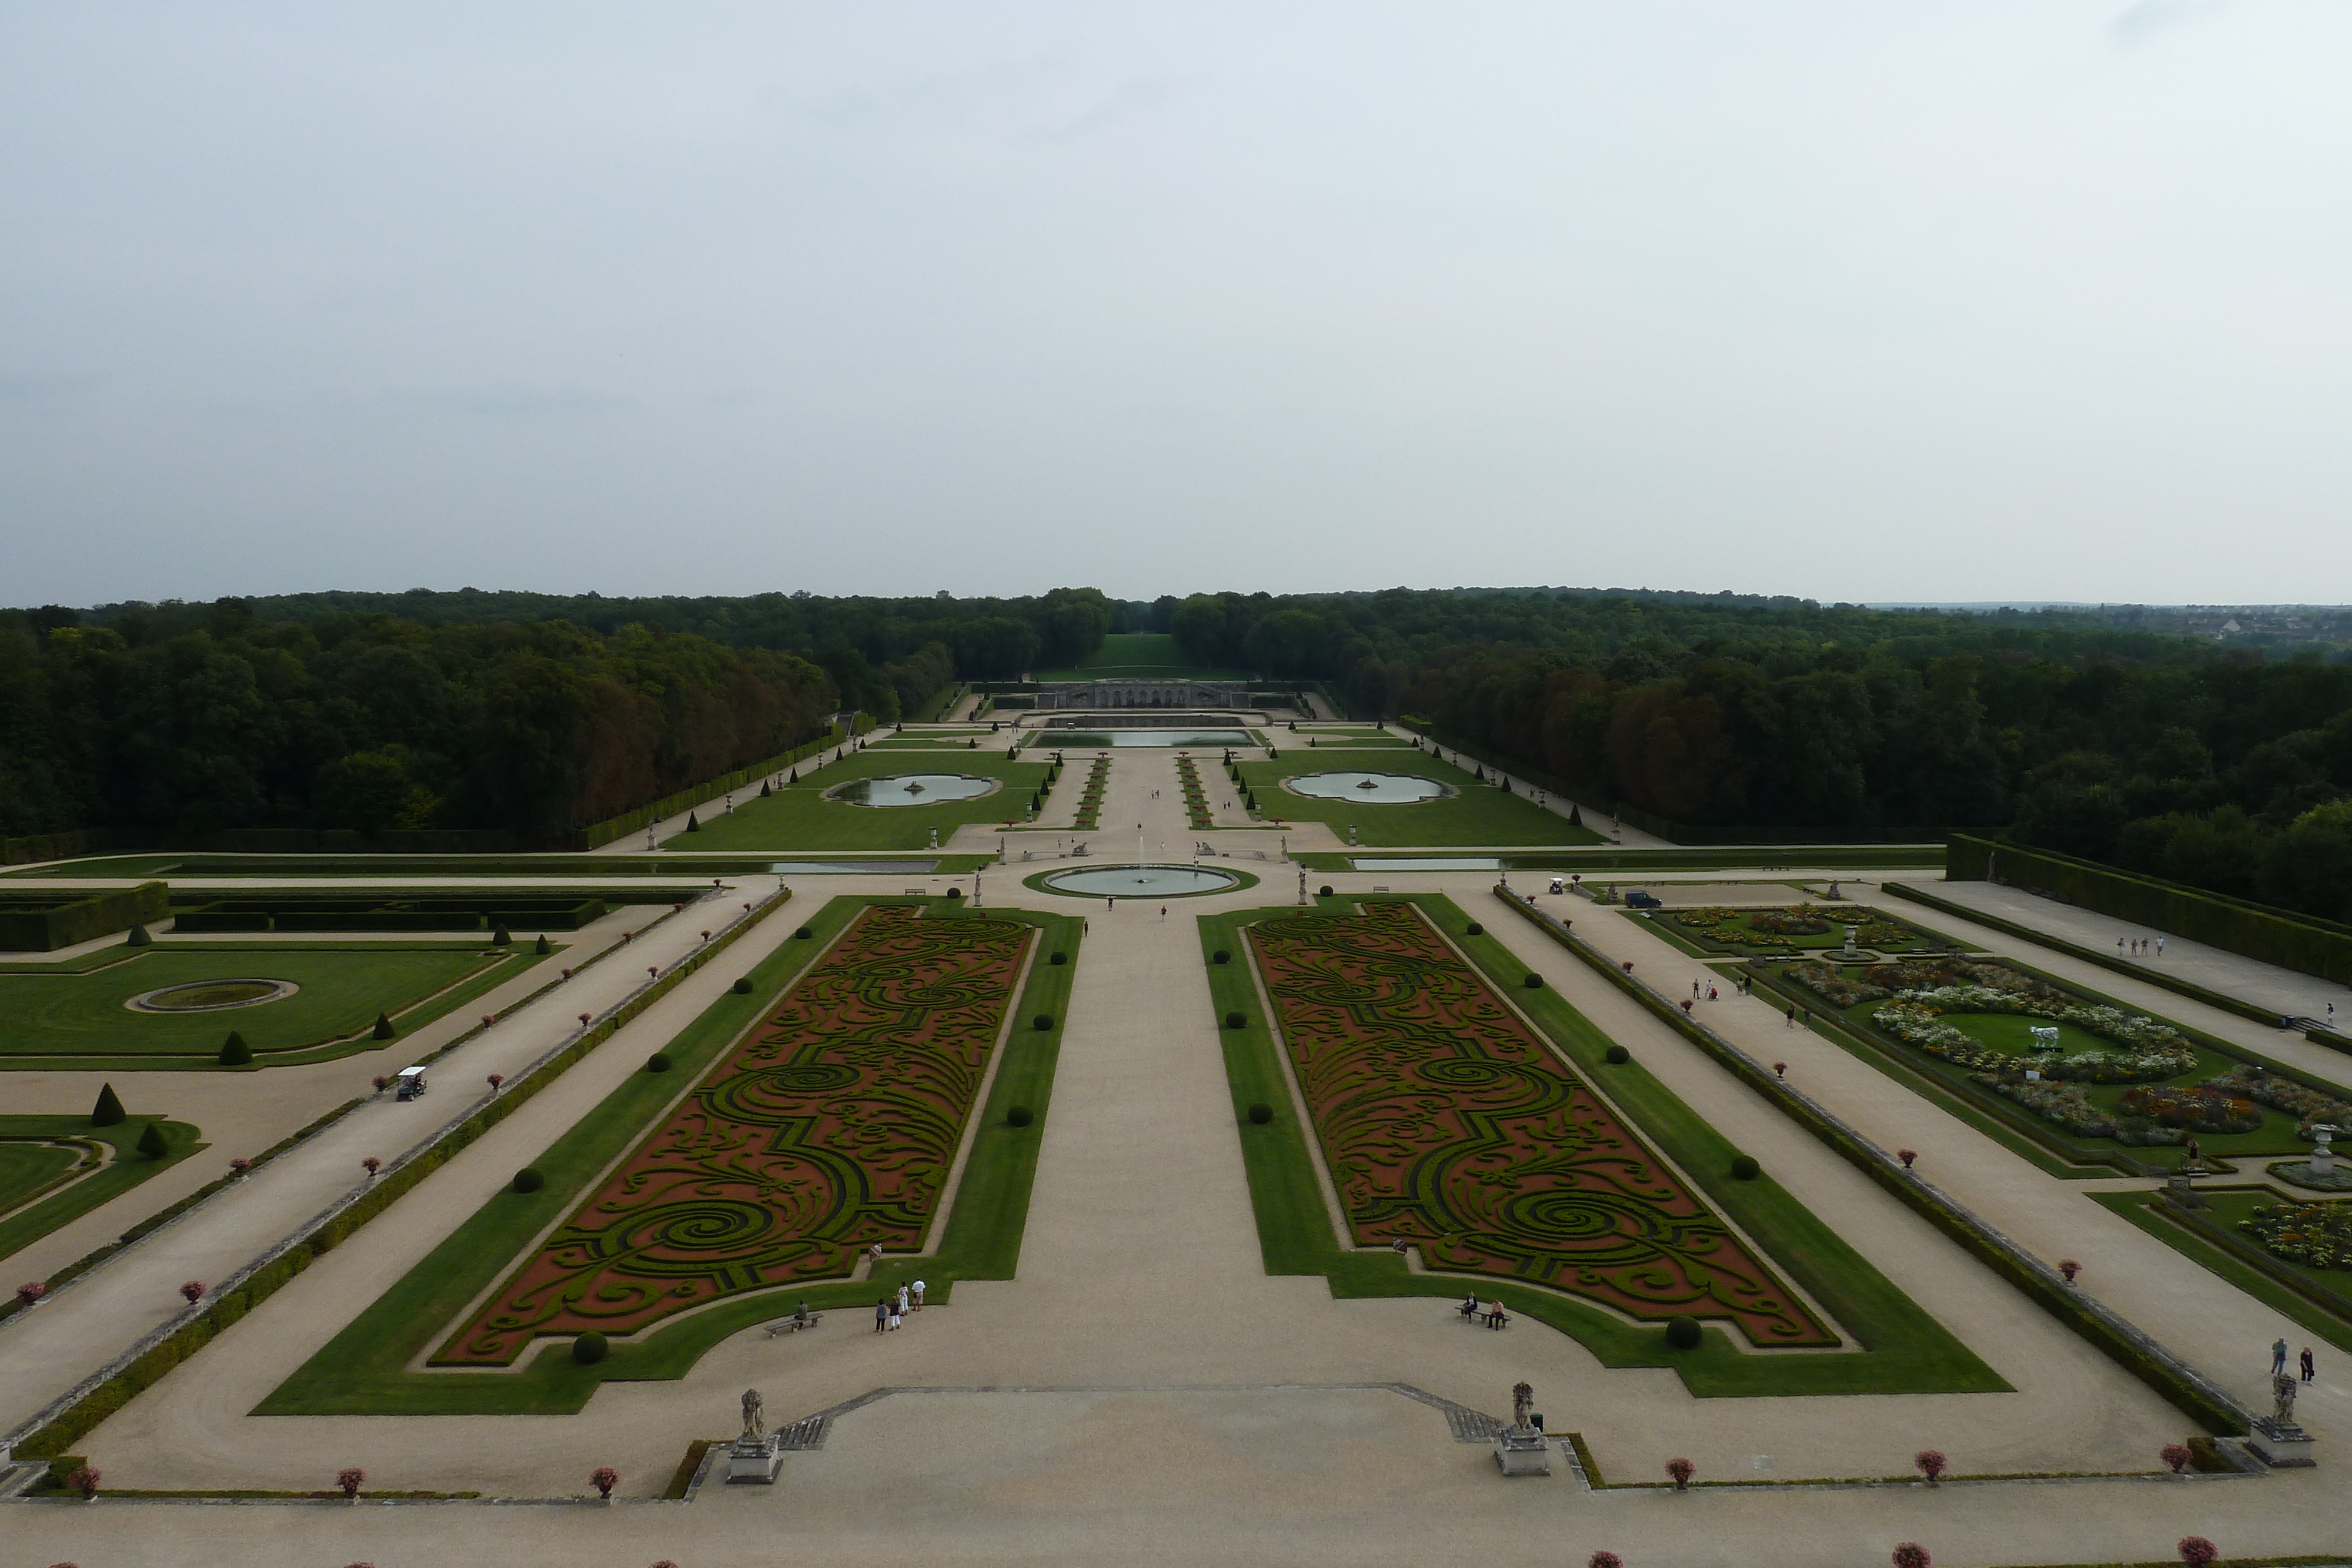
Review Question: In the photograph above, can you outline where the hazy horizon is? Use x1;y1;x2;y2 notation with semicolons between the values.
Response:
6;2;2350;607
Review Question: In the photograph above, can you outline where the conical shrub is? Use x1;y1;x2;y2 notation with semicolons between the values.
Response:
534;934;551;954
125;924;152;947
372;1012;396;1040
759;780;772;797
1568;803;1584;827
91;1082;126;1126
491;927;512;945
218;1031;252;1066
684;811;700;833
136;1121;169;1159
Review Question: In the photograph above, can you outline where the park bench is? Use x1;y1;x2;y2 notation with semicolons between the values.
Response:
762;1308;824;1338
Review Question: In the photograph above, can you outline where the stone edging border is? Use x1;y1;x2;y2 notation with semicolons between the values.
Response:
1490;886;2257;1440
0;885;789;1463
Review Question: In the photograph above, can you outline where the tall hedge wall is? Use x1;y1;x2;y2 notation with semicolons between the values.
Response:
0;882;170;951
1949;834;2352;986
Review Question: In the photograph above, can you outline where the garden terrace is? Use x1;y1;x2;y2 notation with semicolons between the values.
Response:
666;750;1049;851
0;941;544;1070
1246;900;1829;1345
260;895;1079;1413
1205;894;1999;1395
1234;750;1601;847
439;901;1037;1365
1755;951;2336;1174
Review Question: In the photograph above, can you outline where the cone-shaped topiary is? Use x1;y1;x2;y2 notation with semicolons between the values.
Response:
760;780;772;797
788;769;797;783
535;934;552;954
136;1121;169;1159
492;927;512;945
372;1012;396;1040
1568;803;1585;827
91;1082;126;1127
684;811;700;833
218;1031;253;1066
126;923;152;947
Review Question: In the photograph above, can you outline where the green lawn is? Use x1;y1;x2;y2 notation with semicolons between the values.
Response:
1200;893;2004;1397
1235;753;1604;847
1033;633;1250;683
669;751;1050;852
0;1113;205;1265
0;943;542;1069
258;896;1081;1415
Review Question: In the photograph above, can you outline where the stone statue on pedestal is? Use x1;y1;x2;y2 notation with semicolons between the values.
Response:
1492;1379;1551;1476
2249;1369;2317;1467
2273;1372;2299;1425
727;1386;784;1483
741;1387;766;1441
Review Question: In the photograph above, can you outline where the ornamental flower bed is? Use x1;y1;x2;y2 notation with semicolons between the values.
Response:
1982;1077;2116;1136
2238;1201;2352;1271
1872;1004;2012;1072
1250;901;1832;1346
437;905;1031;1365
1750;906;1832;936
2205;1064;2352;1138
2119;1085;2262;1135
1787;962;1889;1009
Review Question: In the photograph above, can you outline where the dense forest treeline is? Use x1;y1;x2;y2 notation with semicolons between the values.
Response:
9;584;2352;924
0;606;837;838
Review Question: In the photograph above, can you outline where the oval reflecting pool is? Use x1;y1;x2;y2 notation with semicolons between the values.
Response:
1285;771;1446;804
1041;864;1240;899
831;774;998;807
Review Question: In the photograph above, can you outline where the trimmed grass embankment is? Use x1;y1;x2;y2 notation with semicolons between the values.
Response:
256;895;1080;1416
1201;892;2002;1398
0;1115;205;1266
0;942;547;1072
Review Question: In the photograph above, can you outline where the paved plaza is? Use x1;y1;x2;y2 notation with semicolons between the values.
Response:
0;726;2344;1567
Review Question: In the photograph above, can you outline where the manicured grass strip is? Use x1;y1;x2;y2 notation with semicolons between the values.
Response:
2091;1190;2352;1358
0;942;546;1072
1201;897;2003;1397
1234;753;1601;847
0;1116;205;1266
256;899;1081;1415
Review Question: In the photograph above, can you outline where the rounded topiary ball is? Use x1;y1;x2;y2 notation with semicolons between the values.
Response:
795;925;813;940
1225;1011;1246;1029
1247;1103;1273;1125
1464;922;1484;937
1007;1105;1034;1128
1605;1044;1631;1065
1665;1315;1701;1350
1033;1013;1054;1031
731;977;754;994
644;1052;672;1074
1318;885;1334;898
1049;951;1067;965
572;1331;608;1365
1523;973;1545;989
513;1166;545;1193
946;887;964;900
1730;1155;1760;1181
1212;950;1231;965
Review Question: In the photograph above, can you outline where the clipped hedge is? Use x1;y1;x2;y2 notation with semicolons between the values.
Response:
1492;887;2251;1438
0;882;170;952
1949;833;2352;986
10;887;792;1459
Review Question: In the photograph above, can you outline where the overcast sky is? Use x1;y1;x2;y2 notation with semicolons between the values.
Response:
4;1;2348;609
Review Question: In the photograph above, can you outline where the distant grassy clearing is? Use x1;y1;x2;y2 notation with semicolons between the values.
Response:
673;750;1050;852
1235;751;1602;847
1033;633;1250;683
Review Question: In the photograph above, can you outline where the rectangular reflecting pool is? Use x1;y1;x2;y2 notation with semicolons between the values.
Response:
1349;857;1504;871
1028;731;1254;748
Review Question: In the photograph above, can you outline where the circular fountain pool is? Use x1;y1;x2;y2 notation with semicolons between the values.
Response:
127;978;299;1013
1035;864;1244;899
828;774;998;807
1284;771;1448;804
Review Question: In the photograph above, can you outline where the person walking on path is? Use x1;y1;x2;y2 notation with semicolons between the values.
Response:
2302;1346;2317;1383
1785;1005;1796;1028
1160;906;1167;921
2273;1338;2290;1376
2157;937;2165;956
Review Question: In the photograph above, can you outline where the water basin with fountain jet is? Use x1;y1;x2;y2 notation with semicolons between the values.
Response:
1038;865;1242;899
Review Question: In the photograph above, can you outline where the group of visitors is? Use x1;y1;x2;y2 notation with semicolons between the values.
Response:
873;1279;927;1333
1458;1292;1509;1330
2117;935;2167;958
2272;1338;2318;1384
